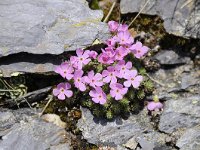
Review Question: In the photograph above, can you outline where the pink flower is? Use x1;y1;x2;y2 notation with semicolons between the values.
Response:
102;47;116;58
85;50;98;59
147;101;163;111
102;66;121;84
73;70;86;91
108;21;119;32
55;62;74;80
130;41;149;59
98;53;114;65
70;56;78;68
115;46;128;60
53;83;73;100
72;49;91;69
89;87;107;104
124;70;143;88
98;48;115;64
110;83;128;100
106;36;118;47
117;24;128;32
85;70;103;88
117;31;134;46
115;60;132;77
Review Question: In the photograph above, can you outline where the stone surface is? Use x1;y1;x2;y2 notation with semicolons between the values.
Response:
153;50;190;65
137;138;154;150
124;131;170;150
181;72;200;89
148;64;200;101
159;95;200;134
0;53;62;77
176;126;200;150
0;0;110;77
0;109;71;150
120;0;200;39
0;0;109;56
77;107;153;147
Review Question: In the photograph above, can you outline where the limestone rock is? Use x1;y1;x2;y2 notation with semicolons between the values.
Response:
159;95;200;134
120;0;200;39
176;126;200;150
0;0;110;77
0;109;71;150
77;107;152;147
153;50;190;65
0;0;109;56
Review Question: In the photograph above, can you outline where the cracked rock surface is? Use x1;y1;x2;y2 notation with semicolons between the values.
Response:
0;109;71;150
0;0;110;77
120;0;200;39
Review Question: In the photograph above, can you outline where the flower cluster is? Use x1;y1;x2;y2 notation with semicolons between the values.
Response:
53;21;149;105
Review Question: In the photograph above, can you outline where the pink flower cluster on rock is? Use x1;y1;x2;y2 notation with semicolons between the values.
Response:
53;21;149;105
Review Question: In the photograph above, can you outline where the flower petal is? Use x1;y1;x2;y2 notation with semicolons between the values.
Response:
76;49;83;56
124;80;131;87
58;93;65;100
65;90;73;98
79;82;86;91
115;93;123;100
110;89;116;98
53;89;60;96
103;76;111;83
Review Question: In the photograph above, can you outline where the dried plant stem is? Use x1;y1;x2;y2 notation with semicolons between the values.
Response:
128;0;151;28
146;73;165;87
0;78;20;108
0;78;32;109
39;95;53;117
103;2;116;23
0;89;20;92
181;0;193;9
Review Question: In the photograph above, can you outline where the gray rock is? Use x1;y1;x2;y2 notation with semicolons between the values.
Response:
159;95;200;134
0;0;110;77
153;50;190;65
147;64;199;101
120;0;200;39
137;131;170;150
0;111;16;137
176;126;200;150
0;109;71;150
137;138;154;150
77;107;153;147
124;131;171;150
0;53;61;77
123;137;138;149
50;143;70;150
0;0;109;56
181;72;200;89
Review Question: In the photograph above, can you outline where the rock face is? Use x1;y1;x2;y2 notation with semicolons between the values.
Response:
0;109;71;150
0;0;110;77
78;107;173;149
77;107;153;147
148;63;200;101
120;0;200;39
159;95;200;134
153;50;190;65
176;126;200;150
